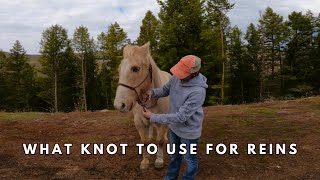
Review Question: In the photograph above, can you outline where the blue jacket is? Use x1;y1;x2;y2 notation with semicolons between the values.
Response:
150;73;208;139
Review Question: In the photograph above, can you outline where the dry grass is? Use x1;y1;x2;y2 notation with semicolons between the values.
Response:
0;112;48;122
0;96;319;179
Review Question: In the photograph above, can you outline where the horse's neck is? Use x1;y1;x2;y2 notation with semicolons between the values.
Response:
149;57;162;89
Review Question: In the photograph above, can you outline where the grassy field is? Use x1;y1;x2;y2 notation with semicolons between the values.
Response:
0;112;47;122
25;54;105;71
0;96;319;179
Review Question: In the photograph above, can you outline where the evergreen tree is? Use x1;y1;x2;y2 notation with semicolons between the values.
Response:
201;10;222;105
96;32;110;109
1;4;319;111
228;26;262;103
259;7;287;77
73;25;96;111
99;22;129;109
97;62;112;109
258;7;288;98
85;37;99;110
204;0;234;104
157;0;204;71
228;27;245;103
136;10;160;61
245;23;265;100
312;14;320;92
39;25;79;112
0;51;7;110
0;50;5;61
284;11;317;96
1;41;35;111
97;32;106;53
58;45;80;112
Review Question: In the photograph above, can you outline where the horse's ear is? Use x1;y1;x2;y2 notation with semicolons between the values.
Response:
123;44;133;56
141;42;150;55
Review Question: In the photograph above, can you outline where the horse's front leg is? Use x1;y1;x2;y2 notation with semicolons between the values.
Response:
154;124;168;169
134;116;151;170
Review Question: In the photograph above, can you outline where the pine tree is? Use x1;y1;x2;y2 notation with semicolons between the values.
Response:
85;37;100;110
99;22;129;109
96;32;110;109
228;26;245;103
284;11;317;96
157;0;204;71
136;10;160;60
258;7;288;98
245;23;265;100
0;50;7;110
58;45;80;112
73;25;96;111
205;0;234;104
312;14;320;92
2;41;35;111
97;62;112;109
201;8;222;105
39;25;79;112
0;50;5;61
259;7;287;77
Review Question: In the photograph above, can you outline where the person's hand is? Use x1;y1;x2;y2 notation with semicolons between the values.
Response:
142;107;152;119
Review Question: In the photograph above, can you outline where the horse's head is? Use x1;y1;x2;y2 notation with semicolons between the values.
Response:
114;42;152;112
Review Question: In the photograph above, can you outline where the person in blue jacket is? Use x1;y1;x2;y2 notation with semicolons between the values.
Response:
142;55;208;180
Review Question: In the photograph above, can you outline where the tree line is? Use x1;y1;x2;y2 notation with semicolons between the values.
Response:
0;0;319;112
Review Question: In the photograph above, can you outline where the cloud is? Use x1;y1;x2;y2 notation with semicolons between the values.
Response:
229;0;320;32
0;0;160;54
0;0;319;54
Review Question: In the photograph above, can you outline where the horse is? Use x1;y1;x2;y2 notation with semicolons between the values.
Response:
114;42;171;169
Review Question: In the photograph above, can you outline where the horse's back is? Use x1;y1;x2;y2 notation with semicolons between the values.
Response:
159;70;172;86
154;70;171;114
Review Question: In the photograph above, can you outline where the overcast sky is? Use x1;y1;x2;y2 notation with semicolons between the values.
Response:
1;0;319;54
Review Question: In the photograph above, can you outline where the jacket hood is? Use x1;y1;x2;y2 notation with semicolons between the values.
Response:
179;73;208;88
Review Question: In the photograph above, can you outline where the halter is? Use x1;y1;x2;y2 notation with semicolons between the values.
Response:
118;64;153;107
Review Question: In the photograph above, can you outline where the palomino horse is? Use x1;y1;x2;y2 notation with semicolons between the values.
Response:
114;42;171;169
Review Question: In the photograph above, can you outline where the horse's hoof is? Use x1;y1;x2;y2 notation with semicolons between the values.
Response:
140;159;150;170
140;163;149;170
154;159;164;169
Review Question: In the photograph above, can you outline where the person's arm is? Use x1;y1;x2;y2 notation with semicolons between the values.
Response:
149;90;206;124
151;77;173;98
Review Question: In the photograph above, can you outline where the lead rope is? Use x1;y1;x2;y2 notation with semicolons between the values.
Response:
139;65;154;112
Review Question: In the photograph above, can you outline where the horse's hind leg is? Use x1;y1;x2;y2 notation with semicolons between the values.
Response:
154;125;168;169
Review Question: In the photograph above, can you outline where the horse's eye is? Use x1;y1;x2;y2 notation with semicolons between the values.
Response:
131;66;140;72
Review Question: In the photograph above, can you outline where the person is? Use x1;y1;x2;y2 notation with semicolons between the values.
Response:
142;55;208;180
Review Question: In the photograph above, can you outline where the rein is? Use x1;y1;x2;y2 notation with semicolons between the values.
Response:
118;64;154;108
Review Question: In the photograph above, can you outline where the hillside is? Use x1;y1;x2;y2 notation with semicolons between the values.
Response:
2;52;42;69
2;52;105;70
27;54;42;69
0;97;319;179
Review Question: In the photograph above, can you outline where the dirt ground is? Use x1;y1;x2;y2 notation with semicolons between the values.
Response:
0;97;320;179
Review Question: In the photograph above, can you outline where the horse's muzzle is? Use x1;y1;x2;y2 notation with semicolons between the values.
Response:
114;101;133;112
